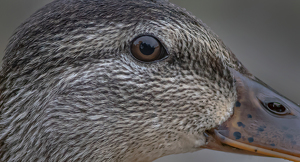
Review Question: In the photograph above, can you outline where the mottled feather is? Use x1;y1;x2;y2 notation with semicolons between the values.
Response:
1;0;250;161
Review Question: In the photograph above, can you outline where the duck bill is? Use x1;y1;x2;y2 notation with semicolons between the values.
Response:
205;69;300;161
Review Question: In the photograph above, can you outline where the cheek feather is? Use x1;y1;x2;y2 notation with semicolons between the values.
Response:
0;0;242;161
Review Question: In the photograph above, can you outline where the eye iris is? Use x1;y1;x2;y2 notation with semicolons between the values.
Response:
131;35;164;62
140;42;155;55
267;102;286;113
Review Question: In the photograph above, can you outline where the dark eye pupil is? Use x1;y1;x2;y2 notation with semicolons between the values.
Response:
140;42;155;55
267;102;286;113
131;35;166;62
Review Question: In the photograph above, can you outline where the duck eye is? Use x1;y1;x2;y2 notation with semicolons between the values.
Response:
131;36;167;62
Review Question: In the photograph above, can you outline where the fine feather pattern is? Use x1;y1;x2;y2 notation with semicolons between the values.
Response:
0;0;248;161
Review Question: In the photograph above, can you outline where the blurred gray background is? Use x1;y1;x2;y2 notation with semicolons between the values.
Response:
0;0;299;162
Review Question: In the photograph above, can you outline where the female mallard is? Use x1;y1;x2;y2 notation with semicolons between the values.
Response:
0;0;299;161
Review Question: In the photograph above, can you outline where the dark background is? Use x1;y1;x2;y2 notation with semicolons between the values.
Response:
1;0;299;161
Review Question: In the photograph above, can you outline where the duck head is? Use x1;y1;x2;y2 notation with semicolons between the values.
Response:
0;0;299;161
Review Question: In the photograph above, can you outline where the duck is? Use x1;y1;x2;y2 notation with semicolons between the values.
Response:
0;0;299;161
